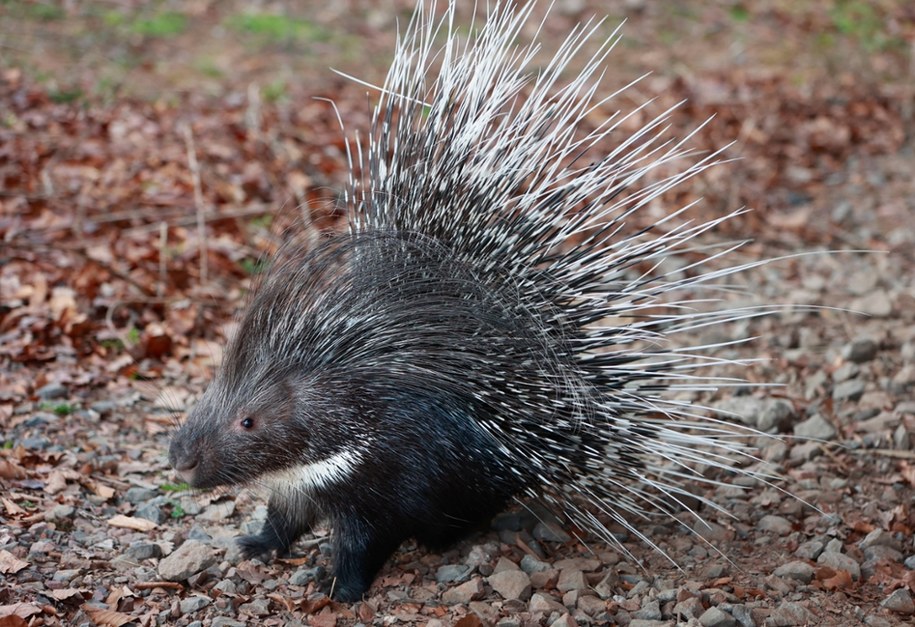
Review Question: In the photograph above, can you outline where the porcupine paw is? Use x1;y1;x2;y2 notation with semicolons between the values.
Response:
329;581;366;603
237;533;286;561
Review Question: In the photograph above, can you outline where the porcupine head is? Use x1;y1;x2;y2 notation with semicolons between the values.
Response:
169;0;777;604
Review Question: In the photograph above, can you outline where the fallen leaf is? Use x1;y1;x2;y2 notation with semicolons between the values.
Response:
1;499;25;516
44;470;68;494
0;461;26;480
50;588;84;601
93;482;116;500
82;605;134;627
0;603;40;619
0;551;29;574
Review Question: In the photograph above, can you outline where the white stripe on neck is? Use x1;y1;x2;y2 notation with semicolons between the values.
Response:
266;448;361;492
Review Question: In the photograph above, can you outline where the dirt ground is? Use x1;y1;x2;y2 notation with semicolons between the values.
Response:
1;1;914;625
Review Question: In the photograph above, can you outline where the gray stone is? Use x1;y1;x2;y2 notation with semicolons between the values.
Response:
817;551;861;580
632;599;662;621
556;568;588;592
699;606;738;627
859;529;901;551
833;379;866;402
553;557;601;572
36;383;68;400
717;397;794;432
436;564;472;583
843;338;878;363
124;487;158;504
766;601;812;626
773;561;815;583
289;566;323;586
519;554;551;574
238;598;270;617
51;569;80;582
210;619;246;627
135;502;165;525
213;580;237;595
158;541;219;582
758;515;793;535
125;542;163;561
488;569;532;601
881;588;915;614
198;501;235;522
179;595;212;614
46;505;75;521
441;578;484;604
529;592;565;613
850;291;892;317
90;400;118;414
793;414;837;441
533;521;572;543
673;596;704;619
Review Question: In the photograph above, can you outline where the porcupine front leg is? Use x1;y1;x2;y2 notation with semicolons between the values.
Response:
330;516;405;602
238;490;314;560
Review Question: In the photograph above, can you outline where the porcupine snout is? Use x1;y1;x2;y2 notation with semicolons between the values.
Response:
168;430;200;484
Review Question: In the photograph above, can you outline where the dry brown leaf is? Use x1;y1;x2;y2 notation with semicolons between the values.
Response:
0;550;29;574
900;462;915;488
1;499;25;516
0;461;26;480
50;589;84;601
82;605;134;627
44;470;68;494
107;515;158;531
105;585;136;607
0;604;40;620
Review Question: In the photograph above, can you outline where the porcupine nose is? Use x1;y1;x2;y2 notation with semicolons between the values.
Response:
168;438;199;482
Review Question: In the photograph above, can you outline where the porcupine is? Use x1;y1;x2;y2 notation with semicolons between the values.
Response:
169;0;784;602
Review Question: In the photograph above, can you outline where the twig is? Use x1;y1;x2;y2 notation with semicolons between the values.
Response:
134;581;184;591
181;122;208;285
158;221;167;298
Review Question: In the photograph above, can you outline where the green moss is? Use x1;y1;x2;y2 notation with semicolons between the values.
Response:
227;13;329;43
131;11;187;37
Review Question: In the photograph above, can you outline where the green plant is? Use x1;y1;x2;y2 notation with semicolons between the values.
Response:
169;501;186;518
39;402;74;416
160;482;190;493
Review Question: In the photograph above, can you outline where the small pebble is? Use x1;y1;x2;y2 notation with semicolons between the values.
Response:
843;338;878;363
881;588;915;615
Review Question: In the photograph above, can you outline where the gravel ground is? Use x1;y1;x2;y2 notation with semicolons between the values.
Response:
4;168;914;625
2;1;914;626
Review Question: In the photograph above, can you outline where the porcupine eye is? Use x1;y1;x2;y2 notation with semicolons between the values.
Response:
240;416;254;430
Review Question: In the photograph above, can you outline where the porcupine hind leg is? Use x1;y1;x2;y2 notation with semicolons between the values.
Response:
238;490;315;560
